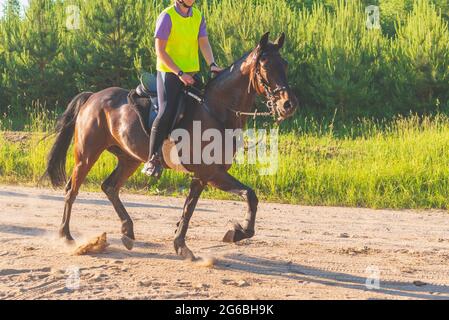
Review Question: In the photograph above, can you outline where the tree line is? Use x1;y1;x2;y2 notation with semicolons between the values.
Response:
1;0;449;121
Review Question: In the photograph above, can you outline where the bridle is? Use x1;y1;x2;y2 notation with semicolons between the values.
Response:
184;50;290;126
227;52;288;120
254;61;288;113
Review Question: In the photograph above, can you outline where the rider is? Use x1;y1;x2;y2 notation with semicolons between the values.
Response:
142;0;224;177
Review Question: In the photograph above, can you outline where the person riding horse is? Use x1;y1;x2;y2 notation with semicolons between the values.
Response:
141;0;224;178
44;27;297;258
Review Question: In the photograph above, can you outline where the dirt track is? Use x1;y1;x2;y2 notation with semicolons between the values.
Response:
0;185;449;300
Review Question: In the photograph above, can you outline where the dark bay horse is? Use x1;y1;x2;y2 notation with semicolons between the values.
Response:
43;32;297;260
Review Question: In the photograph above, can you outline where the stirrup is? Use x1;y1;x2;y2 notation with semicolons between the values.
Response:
141;156;163;178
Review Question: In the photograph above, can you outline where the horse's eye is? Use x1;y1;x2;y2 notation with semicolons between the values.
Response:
261;62;271;71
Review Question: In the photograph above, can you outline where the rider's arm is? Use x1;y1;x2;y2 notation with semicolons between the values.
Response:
155;38;182;75
198;18;223;73
199;36;216;68
198;16;216;67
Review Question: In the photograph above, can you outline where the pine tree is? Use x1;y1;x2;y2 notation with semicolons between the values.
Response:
3;0;21;18
0;0;22;114
17;0;63;109
0;18;6;113
72;0;154;91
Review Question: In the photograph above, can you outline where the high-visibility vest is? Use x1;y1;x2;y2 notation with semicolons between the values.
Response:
156;5;202;73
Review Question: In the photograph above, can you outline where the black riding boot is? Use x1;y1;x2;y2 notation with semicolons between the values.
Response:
142;126;164;178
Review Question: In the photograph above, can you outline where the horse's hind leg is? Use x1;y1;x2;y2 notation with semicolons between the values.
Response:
101;148;140;250
59;145;103;242
207;170;258;243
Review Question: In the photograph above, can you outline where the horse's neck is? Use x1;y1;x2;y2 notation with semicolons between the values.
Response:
205;60;256;128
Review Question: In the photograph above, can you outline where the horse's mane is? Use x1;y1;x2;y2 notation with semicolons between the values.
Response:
205;42;278;95
204;51;252;91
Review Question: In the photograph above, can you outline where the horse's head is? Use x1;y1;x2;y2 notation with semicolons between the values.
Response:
245;32;298;122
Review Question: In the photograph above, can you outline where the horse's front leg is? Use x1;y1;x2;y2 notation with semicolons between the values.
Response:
208;170;258;243
174;177;206;260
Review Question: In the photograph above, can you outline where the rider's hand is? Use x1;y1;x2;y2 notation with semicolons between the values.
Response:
179;73;195;86
210;65;224;74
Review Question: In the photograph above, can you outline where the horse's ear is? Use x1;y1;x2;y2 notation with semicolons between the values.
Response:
274;33;285;50
258;32;270;51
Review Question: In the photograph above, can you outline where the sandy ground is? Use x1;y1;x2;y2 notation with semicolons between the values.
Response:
0;185;449;300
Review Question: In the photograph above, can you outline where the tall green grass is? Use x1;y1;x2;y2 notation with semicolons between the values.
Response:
2;110;449;209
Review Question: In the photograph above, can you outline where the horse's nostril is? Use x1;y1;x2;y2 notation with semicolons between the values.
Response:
284;101;292;110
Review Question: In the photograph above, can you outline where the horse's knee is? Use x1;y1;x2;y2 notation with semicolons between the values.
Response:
101;181;115;196
64;179;72;194
100;182;107;194
64;188;78;205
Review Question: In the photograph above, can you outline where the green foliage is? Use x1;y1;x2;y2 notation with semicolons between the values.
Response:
1;0;449;120
1;0;22;113
70;0;157;91
292;1;385;117
20;0;63;107
385;0;449;114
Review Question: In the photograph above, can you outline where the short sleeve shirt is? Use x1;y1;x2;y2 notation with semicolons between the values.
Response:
154;3;207;40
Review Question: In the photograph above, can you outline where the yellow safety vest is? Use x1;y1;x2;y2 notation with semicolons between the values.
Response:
156;5;202;73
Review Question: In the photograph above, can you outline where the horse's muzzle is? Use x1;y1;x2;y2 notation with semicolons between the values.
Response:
277;94;298;120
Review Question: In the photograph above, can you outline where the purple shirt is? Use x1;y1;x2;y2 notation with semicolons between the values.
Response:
154;3;207;40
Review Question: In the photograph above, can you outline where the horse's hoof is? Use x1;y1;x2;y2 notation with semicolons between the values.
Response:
174;240;195;261
223;229;243;243
64;238;76;247
179;246;196;261
59;232;75;245
59;230;74;241
223;223;254;243
121;235;134;251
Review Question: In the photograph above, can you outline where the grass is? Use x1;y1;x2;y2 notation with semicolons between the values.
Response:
2;109;449;209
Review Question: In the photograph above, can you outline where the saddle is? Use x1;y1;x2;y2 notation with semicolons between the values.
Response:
127;72;204;136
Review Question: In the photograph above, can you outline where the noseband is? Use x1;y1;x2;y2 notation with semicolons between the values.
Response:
254;64;288;114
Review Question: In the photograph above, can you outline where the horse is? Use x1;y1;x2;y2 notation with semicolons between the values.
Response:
43;32;298;260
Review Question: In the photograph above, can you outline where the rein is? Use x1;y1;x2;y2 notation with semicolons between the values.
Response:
186;57;285;150
187;52;288;126
225;107;272;119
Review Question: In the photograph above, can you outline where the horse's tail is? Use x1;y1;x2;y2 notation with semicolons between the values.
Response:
43;92;93;188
